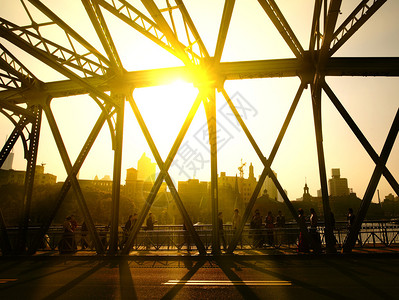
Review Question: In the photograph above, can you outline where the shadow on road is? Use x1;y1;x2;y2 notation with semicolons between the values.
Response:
42;261;108;300
160;260;206;300
237;260;350;300
217;259;260;300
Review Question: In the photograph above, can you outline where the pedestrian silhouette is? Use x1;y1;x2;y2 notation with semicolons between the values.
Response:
297;208;309;253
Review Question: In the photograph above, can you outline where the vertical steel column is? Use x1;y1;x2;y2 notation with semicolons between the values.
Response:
17;105;42;253
205;90;219;254
343;109;399;253
311;84;336;253
109;94;125;255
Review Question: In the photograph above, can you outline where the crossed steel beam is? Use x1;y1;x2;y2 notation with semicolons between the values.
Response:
0;0;398;256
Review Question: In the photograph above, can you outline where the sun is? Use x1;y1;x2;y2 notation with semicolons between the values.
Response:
126;79;199;153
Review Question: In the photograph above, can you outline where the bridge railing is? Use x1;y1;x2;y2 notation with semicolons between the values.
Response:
3;220;399;253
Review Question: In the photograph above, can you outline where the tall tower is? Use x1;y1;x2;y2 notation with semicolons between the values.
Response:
125;167;137;198
248;163;255;180
1;151;13;170
137;153;156;182
303;180;312;202
328;168;349;196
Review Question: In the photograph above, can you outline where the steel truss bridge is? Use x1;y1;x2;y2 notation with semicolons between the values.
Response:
0;0;398;256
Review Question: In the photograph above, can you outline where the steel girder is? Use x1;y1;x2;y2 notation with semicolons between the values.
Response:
0;0;397;256
2;57;399;103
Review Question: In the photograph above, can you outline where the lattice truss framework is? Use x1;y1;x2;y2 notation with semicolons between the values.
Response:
0;0;398;255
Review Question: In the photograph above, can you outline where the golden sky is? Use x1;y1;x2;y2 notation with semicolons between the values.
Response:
1;0;398;201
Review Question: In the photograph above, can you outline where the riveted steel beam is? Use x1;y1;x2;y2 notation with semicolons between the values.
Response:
140;0;192;65
82;0;124;71
174;0;209;59
331;0;387;56
16;105;42;253
0;44;38;89
108;94;124;255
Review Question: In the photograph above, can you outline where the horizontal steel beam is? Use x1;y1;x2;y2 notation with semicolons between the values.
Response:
1;57;399;102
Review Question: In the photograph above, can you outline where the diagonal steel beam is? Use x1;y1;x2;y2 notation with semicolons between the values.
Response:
323;81;399;196
0;44;38;88
0;19;118;108
319;0;342;65
123;92;206;255
309;0;322;54
221;83;317;253
0;116;29;169
42;103;105;254
0;110;31;164
174;0;210;59
214;0;235;63
82;0;124;71
222;83;307;252
28;103;113;254
0;18;108;78
95;0;179;60
27;0;111;66
343;108;399;253
257;0;304;58
330;0;387;56
0;100;36;119
140;0;192;65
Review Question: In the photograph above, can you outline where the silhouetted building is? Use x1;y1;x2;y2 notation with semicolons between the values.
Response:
137;153;157;182
79;174;112;192
0;169;25;185
385;193;396;202
125;167;138;198
124;165;167;205
328;168;349;196
0;164;56;186
219;163;257;206
178;179;209;223
303;182;312;201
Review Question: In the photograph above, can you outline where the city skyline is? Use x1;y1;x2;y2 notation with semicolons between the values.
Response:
0;151;369;202
0;0;398;202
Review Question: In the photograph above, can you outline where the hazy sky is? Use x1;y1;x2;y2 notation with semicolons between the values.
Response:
1;0;398;202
